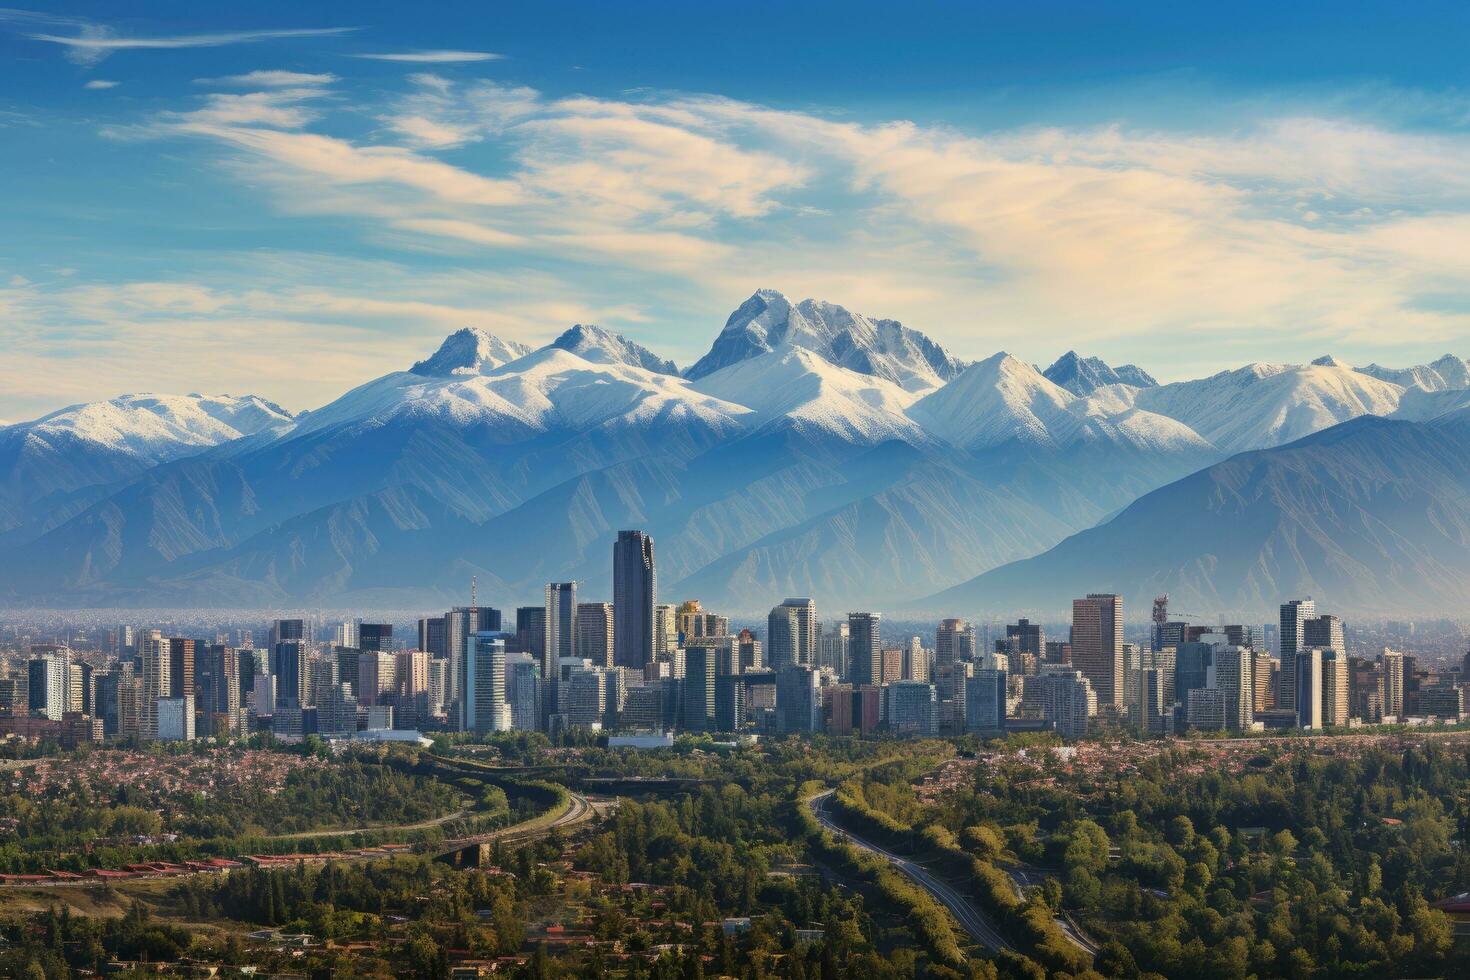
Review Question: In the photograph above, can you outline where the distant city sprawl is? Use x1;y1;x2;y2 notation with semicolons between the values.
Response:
3;531;1465;749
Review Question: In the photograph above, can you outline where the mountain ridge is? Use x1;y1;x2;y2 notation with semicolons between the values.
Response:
4;293;1470;610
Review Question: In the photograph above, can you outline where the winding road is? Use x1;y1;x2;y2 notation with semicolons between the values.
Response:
809;790;1014;953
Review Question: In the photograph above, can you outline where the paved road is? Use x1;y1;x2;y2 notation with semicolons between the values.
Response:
266;808;471;841
1002;863;1100;956
810;790;1013;953
437;789;593;854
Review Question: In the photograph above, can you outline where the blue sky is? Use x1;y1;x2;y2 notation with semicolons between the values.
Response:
4;1;1470;419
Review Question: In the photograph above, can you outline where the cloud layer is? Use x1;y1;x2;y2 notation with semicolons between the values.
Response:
8;45;1470;420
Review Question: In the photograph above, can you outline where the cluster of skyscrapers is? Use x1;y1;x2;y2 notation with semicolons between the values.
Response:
2;538;1467;745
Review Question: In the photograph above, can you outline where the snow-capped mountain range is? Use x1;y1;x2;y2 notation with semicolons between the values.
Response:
3;288;1468;612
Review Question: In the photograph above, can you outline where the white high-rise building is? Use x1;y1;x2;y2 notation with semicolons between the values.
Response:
1295;648;1324;729
1211;646;1254;730
1381;648;1405;719
463;632;509;734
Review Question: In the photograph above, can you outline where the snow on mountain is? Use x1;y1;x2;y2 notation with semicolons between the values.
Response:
10;393;293;461
1131;362;1404;452
684;289;965;392
297;346;750;441
1359;354;1470;392
547;323;679;375
690;345;925;443
907;353;1085;450
409;327;533;377
1042;350;1158;395
1394;385;1470;422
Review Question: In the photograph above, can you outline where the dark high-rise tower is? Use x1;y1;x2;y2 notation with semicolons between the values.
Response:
847;612;882;687
613;530;656;670
358;623;393;653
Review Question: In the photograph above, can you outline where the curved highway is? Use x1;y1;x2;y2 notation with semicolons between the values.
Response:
810;790;1013;953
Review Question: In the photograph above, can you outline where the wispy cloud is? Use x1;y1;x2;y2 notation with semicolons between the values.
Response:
0;255;613;419
195;70;338;88
10;11;355;66
352;50;500;63
26;62;1468;418
83;79;118;90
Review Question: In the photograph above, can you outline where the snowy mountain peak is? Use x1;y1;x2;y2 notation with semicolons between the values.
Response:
684;289;964;392
410;328;533;377
1042;350;1159;395
908;352;1084;450
1132;360;1403;452
1359;354;1470;392
1311;354;1345;367
548;323;679;375
12;393;294;461
690;343;925;444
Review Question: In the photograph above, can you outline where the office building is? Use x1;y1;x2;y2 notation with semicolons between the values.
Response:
27;656;67;721
965;656;1008;736
1028;667;1094;740
396;649;429;697
816;622;848;674
682;645;716;733
273;639;305;707
358;622;393;653
1278;599;1315;713
1304;614;1344;655
737;629;763;672
316;683;358;736
546;581;578;668
418;616;447;658
1321;651;1351;727
515;605;546;663
776;665;821;734
936;620;976;689
1140;667;1170;734
1381;648;1405;718
576;602;614;668
1212;646;1254;730
202;645;242;738
1187;688;1225;731
848;612;882;687
1418;683;1464;720
358;651;396;706
1176;640;1214;716
885;681;938;737
613;530;656;670
506;654;541;732
156;696;195;742
464;631;510;734
447;605;502;711
253;675;276;716
654;604;678;656
1252;650;1275;712
775;598;816;667
1072;594;1124;708
563;668;607;729
1004;619;1043;658
715;673;745;733
1296;647;1324;729
767;603;802;670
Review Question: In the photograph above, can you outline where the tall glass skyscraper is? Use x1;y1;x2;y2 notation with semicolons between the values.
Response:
613;530;656;670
